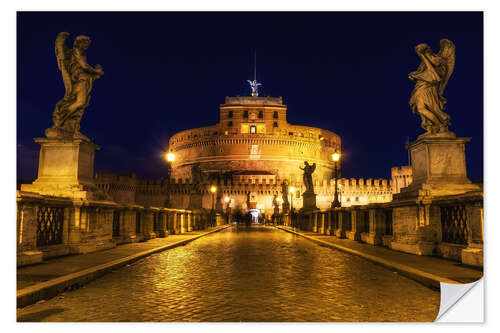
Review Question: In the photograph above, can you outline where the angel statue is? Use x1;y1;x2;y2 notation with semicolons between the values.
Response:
408;38;455;135
247;79;262;97
48;32;104;138
300;161;316;193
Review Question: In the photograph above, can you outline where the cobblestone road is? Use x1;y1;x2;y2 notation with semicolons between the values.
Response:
17;225;440;322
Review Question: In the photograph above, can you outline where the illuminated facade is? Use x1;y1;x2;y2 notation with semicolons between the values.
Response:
94;95;397;214
168;96;340;184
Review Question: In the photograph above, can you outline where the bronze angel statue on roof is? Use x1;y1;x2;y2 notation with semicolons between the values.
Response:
48;32;103;138
408;38;455;135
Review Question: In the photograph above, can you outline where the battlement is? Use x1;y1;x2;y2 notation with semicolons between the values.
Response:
391;165;412;176
223;96;283;106
390;165;413;194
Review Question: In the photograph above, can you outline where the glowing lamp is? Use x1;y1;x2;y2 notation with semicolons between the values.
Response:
210;186;217;194
332;152;341;162
289;186;295;194
224;196;230;203
166;152;175;162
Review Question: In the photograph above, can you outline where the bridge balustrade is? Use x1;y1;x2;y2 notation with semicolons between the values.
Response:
16;190;219;267
272;191;483;266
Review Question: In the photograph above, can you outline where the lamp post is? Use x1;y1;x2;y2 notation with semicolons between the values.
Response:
164;152;175;208
210;185;217;227
276;196;282;225
224;196;231;224
331;151;341;208
289;186;295;213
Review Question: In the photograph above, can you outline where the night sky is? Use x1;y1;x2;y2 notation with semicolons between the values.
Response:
16;12;483;182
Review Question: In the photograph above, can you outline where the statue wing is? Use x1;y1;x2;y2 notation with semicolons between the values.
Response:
437;39;456;97
55;32;72;97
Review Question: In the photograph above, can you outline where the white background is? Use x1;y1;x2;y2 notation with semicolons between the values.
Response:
1;0;496;331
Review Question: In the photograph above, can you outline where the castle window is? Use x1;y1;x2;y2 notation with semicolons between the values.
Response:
273;111;278;119
250;125;256;134
289;132;293;136
273;122;278;128
228;111;233;118
244;110;249;118
258;111;263;119
228;121;233;127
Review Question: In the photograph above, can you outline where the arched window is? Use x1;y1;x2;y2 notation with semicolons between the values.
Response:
273;122;278;128
250;125;256;134
228;111;233;118
228;121;233;127
243;110;249;118
258;111;263;119
273;111;278;119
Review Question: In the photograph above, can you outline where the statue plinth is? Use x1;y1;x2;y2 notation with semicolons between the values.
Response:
282;201;290;213
215;200;223;212
21;135;107;200
395;133;479;200
301;191;317;211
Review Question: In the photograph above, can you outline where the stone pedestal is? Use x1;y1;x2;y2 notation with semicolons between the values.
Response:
301;191;317;211
215;198;223;213
396;133;479;199
21;136;106;200
282;201;290;213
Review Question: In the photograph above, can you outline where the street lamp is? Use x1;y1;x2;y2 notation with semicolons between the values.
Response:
289;186;295;213
331;151;341;208
210;185;217;211
210;185;217;227
224;196;231;224
164;152;175;207
275;196;283;225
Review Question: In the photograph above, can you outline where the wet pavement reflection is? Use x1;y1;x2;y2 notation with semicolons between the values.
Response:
17;225;440;322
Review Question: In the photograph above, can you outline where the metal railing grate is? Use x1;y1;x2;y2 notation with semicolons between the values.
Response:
346;212;352;231
361;211;370;233
112;210;120;237
384;209;393;235
136;212;142;234
441;205;468;245
332;212;339;230
36;205;64;246
153;213;160;232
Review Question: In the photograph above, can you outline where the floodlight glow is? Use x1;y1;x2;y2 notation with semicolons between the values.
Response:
166;152;175;162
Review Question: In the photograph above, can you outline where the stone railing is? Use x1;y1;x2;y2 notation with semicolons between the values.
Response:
16;190;224;267
277;190;483;267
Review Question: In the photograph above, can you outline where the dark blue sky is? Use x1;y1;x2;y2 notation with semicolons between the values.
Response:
17;12;483;181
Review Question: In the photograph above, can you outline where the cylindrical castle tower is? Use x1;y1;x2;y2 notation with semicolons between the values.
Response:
168;95;341;185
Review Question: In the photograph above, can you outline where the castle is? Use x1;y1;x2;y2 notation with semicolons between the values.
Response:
94;94;411;215
168;96;339;183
